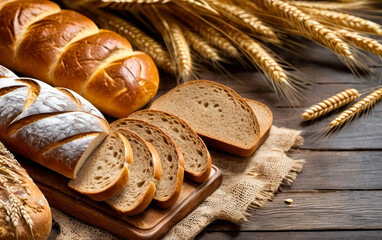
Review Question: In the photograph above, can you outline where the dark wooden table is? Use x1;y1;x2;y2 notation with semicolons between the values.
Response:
191;42;382;239
48;41;382;239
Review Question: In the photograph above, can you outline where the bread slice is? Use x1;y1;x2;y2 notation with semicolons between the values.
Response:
129;109;211;183
150;80;260;157
110;119;185;208
68;132;133;201
245;99;273;148
106;128;162;216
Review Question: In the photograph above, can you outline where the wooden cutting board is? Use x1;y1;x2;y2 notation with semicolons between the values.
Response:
17;156;222;240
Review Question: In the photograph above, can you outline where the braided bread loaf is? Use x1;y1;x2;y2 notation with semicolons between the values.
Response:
0;66;109;179
0;0;159;118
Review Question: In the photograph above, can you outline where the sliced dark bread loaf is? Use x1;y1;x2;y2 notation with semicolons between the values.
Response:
150;80;260;157
129;109;211;183
245;99;273;147
110;119;184;208
68;131;133;201
106;128;162;216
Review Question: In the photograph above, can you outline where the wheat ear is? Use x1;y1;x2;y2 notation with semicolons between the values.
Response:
151;9;193;82
222;25;303;101
337;30;382;57
302;88;359;120
82;8;176;74
253;0;355;61
183;30;221;62
207;1;278;41
329;88;382;128
304;8;382;35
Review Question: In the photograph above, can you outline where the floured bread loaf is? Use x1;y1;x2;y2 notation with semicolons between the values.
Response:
106;128;161;215
129;109;211;183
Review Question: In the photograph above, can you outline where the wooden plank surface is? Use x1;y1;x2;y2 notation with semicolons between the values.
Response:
196;231;382;240
206;191;382;231
284;151;382;190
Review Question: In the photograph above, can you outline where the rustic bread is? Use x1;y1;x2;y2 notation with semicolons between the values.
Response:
110;119;185;208
129;110;211;183
106;128;162;215
0;76;109;179
0;141;52;240
0;0;159;118
245;99;273;147
68;132;133;201
150;80;260;157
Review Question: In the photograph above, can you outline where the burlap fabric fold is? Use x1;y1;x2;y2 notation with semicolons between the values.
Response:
52;126;305;239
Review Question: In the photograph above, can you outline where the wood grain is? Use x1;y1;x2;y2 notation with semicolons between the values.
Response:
206;191;382;231
284;151;382;190
197;230;382;240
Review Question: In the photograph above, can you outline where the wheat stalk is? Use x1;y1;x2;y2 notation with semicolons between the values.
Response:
207;1;278;41
253;0;355;61
304;8;382;35
330;88;382;128
302;88;359;120
337;29;382;57
183;29;221;61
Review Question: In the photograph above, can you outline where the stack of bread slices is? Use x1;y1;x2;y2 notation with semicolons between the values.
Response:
0;65;272;216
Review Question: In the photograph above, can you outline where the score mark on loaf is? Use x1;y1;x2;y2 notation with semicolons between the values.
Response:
0;0;159;118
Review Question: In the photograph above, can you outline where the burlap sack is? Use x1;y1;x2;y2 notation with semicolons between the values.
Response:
52;126;305;239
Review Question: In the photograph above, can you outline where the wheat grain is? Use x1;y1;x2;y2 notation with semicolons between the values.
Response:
304;8;382;35
208;1;278;40
253;0;355;60
85;8;176;74
330;88;382;128
302;88;359;120
337;30;382;57
184;30;221;61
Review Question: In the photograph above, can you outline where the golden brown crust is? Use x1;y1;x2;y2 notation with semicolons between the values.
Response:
84;165;130;201
153;146;185;208
0;0;61;70
0;142;52;240
52;29;133;93
82;51;159;118
16;9;99;82
185;150;211;183
146;141;162;182
244;99;273;151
